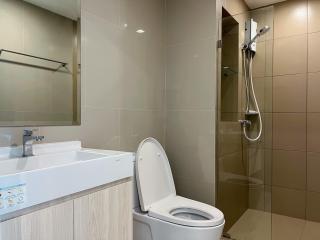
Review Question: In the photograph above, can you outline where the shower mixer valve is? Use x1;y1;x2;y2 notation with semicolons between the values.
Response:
239;119;252;127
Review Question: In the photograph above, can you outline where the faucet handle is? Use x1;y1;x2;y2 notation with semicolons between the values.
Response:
23;129;39;136
33;136;45;142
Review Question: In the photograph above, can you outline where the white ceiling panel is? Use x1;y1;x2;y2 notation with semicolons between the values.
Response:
24;0;80;20
245;0;287;9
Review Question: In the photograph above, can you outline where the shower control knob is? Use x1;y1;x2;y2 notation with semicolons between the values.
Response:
238;119;252;127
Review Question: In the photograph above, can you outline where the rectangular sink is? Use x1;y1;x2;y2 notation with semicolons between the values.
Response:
0;151;111;176
0;141;134;219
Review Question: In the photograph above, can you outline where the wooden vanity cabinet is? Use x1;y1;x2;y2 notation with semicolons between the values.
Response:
0;179;132;240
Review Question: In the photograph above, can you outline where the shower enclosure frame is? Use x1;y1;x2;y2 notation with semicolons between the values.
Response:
215;2;274;239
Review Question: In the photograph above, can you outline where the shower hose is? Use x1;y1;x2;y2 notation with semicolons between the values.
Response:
241;49;263;142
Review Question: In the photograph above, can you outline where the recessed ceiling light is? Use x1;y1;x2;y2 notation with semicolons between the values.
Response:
136;29;145;34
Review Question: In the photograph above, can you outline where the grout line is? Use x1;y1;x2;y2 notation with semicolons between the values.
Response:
273;32;309;41
305;0;310;221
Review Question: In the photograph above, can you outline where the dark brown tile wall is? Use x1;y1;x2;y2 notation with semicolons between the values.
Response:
270;0;320;221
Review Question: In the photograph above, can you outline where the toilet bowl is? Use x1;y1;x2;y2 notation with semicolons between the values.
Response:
133;138;225;240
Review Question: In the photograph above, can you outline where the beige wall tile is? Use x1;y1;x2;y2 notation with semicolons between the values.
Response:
249;41;273;79
251;7;274;43
37;0;167;153
273;74;307;113
219;151;246;177
272;186;306;219
264;113;273;149
166;0;216;45
274;0;307;39
219;122;242;156
308;72;320;112
247;147;265;181
81;108;121;149
307;152;320;192
253;41;266;78
249;186;266;211
307;113;320;152
273;113;306;151
265;40;274;78
84;12;122;109
273;34;308;76
166;38;216;110
252;77;267;113
308;32;320;73
272;150;306;190
82;0;119;25
306;191;320;222
166;110;215;204
119;0;165;41
119;110;164;152
174;176;215;206
264;149;272;186
308;0;320;33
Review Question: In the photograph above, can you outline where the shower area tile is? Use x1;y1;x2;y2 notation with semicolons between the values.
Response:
217;0;320;239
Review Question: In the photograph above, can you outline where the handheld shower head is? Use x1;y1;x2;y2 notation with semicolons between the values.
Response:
245;25;270;50
258;26;270;36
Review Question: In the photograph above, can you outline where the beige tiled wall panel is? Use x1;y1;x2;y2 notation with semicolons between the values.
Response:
272;150;306;190
272;186;306;219
273;74;307;113
273;0;307;39
307;113;320;152
308;32;320;73
306;191;320;222
273;34;308;76
307;152;320;192
273;113;306;151
308;72;320;112
308;0;320;33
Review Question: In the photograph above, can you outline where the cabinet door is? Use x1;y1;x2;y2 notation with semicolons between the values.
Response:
74;180;132;240
0;201;73;240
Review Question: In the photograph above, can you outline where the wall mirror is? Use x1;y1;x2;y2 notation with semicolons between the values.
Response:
0;0;81;126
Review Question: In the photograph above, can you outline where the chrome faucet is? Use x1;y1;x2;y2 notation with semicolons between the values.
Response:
22;129;44;157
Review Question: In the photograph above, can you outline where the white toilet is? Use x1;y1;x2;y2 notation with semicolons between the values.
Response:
133;138;225;240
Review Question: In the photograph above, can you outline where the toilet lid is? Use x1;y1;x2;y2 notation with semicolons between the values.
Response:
136;138;176;212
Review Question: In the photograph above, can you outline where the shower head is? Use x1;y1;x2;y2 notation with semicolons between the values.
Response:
245;26;271;50
258;26;270;36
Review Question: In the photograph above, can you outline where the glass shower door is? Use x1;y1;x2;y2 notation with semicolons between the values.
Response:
216;5;274;240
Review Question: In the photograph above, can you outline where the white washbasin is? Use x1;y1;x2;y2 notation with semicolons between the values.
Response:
0;151;110;176
0;141;134;219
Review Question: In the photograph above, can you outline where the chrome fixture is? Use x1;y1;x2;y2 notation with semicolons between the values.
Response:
22;129;44;157
239;19;270;142
243;26;270;52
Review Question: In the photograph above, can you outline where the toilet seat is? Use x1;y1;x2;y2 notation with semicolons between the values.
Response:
149;195;224;227
136;138;224;228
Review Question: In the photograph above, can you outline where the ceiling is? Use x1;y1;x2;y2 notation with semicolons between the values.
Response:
24;0;80;20
244;0;287;9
